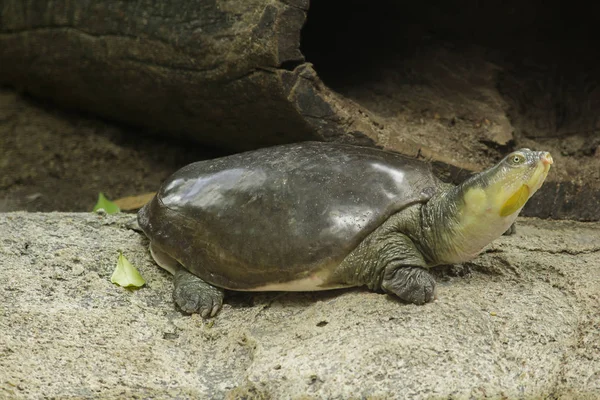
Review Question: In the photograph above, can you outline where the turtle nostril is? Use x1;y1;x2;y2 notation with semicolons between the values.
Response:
541;152;553;165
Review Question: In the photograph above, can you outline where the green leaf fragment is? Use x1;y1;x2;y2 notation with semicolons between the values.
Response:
111;251;146;288
93;192;120;214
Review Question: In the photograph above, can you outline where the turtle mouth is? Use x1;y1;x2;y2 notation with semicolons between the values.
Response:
500;184;530;217
528;160;552;192
499;159;551;217
541;152;553;166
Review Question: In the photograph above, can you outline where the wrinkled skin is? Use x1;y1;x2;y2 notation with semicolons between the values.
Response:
138;142;552;317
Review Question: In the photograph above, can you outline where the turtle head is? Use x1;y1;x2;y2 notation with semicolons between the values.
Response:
462;148;553;218
432;149;552;264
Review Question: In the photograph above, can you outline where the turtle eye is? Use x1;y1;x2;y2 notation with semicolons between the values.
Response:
508;153;525;165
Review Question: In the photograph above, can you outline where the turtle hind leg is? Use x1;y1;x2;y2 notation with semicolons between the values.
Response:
148;242;180;275
174;268;225;318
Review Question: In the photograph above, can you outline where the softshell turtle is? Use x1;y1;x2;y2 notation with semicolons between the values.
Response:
138;142;553;317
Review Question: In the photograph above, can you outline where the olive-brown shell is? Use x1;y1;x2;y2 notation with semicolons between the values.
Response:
138;142;443;289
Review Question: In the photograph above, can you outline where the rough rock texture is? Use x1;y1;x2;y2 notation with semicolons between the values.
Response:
1;1;600;220
1;212;599;399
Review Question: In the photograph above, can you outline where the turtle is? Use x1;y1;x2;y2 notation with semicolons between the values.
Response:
138;141;553;317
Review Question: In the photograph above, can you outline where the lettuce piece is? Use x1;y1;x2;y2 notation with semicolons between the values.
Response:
93;192;120;214
111;251;145;288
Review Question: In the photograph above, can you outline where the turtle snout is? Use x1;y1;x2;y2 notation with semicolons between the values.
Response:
541;152;553;166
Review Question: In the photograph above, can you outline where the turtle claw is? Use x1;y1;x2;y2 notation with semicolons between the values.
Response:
210;303;222;317
173;269;224;318
198;302;222;318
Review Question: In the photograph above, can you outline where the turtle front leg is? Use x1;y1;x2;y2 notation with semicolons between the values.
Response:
381;264;436;305
503;222;517;236
173;267;224;318
377;234;437;305
330;217;436;305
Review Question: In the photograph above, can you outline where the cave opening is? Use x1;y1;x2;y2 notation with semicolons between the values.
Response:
300;0;600;153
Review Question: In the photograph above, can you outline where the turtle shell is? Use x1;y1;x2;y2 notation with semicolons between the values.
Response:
138;142;443;289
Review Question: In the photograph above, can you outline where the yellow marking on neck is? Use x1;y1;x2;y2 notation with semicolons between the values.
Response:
463;187;488;215
500;184;530;217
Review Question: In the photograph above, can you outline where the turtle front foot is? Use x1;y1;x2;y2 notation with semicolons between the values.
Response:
173;269;225;318
503;222;517;236
381;266;436;305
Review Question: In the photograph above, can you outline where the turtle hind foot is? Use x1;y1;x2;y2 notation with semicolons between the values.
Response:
381;266;437;305
173;269;225;318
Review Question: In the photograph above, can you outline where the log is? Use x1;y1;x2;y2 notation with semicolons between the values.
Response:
0;0;324;149
1;0;599;221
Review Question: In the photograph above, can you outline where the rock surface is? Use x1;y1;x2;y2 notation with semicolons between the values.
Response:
1;212;599;399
